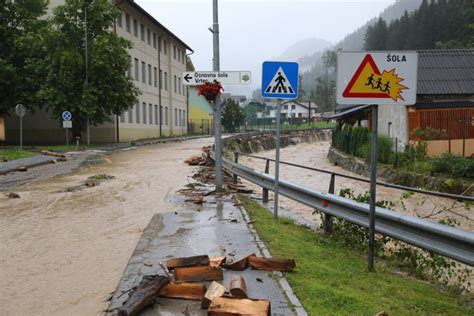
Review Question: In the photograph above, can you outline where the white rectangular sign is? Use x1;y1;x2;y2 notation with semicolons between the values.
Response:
336;51;418;106
182;71;251;85
63;121;72;128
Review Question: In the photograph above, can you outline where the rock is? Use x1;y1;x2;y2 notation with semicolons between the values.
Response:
6;192;20;199
17;166;27;172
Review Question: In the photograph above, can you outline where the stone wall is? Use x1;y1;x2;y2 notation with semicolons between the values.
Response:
223;129;332;155
327;147;473;195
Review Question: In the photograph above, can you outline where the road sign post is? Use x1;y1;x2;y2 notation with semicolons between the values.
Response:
336;51;418;271
262;61;299;219
62;111;72;146
15;104;26;149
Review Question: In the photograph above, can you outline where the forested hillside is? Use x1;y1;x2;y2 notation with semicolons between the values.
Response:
365;0;474;50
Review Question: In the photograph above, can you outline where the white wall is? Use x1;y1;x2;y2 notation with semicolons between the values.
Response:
378;105;409;149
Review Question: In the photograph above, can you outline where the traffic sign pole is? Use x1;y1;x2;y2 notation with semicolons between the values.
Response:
368;104;378;272
273;99;282;219
212;0;223;192
20;115;23;150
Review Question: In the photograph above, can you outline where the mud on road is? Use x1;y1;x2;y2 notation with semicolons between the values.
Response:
0;137;213;316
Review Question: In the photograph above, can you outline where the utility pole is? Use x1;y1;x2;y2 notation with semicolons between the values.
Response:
211;0;223;191
85;0;90;145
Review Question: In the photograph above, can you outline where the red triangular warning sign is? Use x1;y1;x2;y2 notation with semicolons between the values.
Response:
342;54;390;99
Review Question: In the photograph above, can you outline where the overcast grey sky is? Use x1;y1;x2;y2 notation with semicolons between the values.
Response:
138;0;394;93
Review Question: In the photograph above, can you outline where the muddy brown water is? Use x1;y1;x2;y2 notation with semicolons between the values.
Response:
0;138;213;316
239;141;473;231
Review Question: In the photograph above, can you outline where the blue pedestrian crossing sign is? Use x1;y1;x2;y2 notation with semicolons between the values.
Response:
62;111;72;121
262;61;299;99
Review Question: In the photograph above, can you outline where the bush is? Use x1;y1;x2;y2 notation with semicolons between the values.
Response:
359;135;393;164
431;153;474;179
332;125;370;157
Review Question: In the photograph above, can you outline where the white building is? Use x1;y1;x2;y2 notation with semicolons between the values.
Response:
4;0;193;143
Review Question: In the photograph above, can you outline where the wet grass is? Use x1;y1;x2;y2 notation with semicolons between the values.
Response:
238;195;473;316
0;149;37;161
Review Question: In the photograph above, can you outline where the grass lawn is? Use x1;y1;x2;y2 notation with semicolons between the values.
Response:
0;149;37;161
281;121;336;130
238;195;472;316
38;145;95;151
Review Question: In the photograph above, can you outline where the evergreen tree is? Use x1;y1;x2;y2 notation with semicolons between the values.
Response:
221;99;245;132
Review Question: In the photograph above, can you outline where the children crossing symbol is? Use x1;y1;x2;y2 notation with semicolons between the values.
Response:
265;67;294;94
261;61;299;99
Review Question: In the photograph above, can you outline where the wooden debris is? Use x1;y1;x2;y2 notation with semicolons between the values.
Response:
173;266;223;283
210;256;226;268
158;282;206;301
224;253;255;271
117;274;170;316
185;155;203;166
166;255;210;270
84;179;97;187
41;150;66;158
248;256;295;272
208;296;271;316
229;275;247;298
6;192;20;199
201;281;226;309
17;166;27;172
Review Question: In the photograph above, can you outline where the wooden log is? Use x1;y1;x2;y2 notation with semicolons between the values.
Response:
229;275;247;298
173;266;223;283
166;255;210;270
248;256;295;272
117;275;170;316
41;150;67;158
224;253;255;271
158;282;206;300
208;296;271;316
210;256;226;268
201;281;226;309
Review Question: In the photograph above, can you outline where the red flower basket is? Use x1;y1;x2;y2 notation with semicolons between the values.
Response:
196;80;224;102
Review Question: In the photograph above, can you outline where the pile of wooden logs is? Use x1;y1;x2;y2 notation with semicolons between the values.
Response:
116;253;295;315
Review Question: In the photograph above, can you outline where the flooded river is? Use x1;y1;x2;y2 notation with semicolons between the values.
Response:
0;138;212;315
239;141;473;232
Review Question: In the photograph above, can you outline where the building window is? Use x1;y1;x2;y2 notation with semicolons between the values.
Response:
142;102;147;124
173;45;176;59
142;61;146;83
147;28;151;45
117;13;122;28
133;19;138;37
388;122;392;138
183;110;186;126
148;64;152;85
291;104;296;110
160;105;163;125
154;105;158;125
134;58;139;81
125;14;130;32
127;55;131;78
128;107;133;123
153;33;157;48
174;108;177;126
163;40;168;55
153;67;157;87
165;106;168;125
164;72;168;90
177;48;180;62
178;78;181;95
135;103;140;123
284;105;288;110
140;23;145;41
159;69;163;89
178;109;181;126
149;104;153;125
120;112;125;123
174;75;177;93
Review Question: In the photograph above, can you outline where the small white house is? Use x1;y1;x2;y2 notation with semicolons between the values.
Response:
281;100;318;119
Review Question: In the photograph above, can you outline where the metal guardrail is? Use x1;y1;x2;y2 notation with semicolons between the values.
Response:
231;151;474;203
213;152;474;266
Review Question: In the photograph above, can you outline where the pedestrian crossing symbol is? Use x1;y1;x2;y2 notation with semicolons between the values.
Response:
262;61;299;99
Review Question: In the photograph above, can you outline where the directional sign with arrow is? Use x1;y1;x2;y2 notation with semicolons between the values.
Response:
182;71;251;85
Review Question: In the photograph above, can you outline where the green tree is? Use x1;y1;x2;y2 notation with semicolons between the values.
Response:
222;99;245;132
40;0;139;137
364;18;388;50
0;0;50;115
